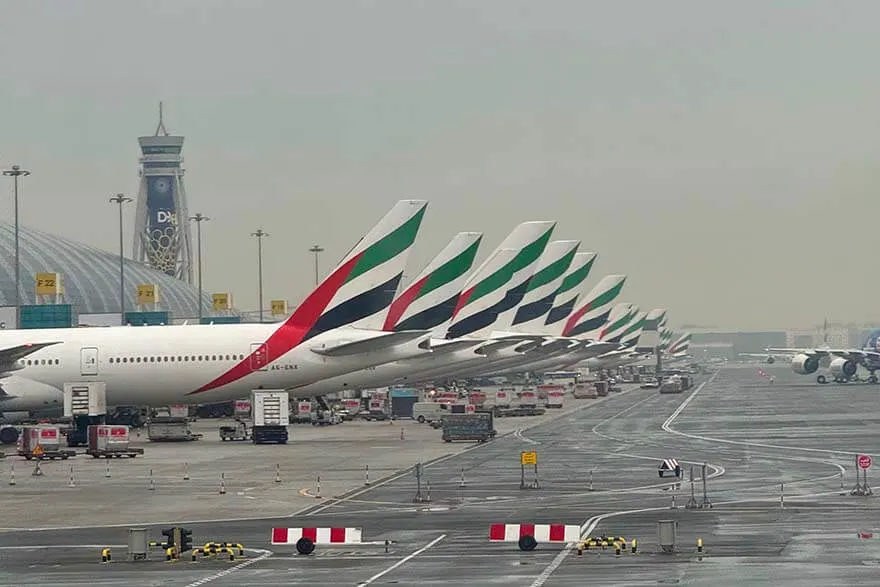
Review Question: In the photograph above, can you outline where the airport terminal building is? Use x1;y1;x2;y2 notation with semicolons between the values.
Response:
0;222;215;328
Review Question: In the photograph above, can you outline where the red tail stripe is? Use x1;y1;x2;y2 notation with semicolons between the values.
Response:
563;302;592;336
383;275;429;331
191;252;363;395
451;286;475;320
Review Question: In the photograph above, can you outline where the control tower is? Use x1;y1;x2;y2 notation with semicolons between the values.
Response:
132;102;194;284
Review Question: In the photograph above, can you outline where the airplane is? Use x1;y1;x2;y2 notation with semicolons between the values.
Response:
759;329;880;385
0;200;433;434
451;250;600;378
286;221;556;396
561;303;644;370
479;274;629;377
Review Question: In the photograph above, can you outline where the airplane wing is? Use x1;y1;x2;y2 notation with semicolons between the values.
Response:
309;330;429;357
0;342;63;377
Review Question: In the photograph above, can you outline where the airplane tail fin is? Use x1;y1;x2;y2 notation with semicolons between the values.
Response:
507;240;580;334
542;252;596;333
635;308;667;354
384;232;483;333
618;310;647;348
285;199;428;339
191;200;427;396
667;332;692;356
599;304;638;343
561;274;626;338
446;220;556;339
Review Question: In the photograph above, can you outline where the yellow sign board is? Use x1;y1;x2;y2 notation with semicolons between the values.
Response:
35;272;62;296
521;451;537;466
136;284;158;306
212;292;232;311
270;299;288;316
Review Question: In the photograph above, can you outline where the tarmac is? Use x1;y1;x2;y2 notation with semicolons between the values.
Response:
3;365;880;586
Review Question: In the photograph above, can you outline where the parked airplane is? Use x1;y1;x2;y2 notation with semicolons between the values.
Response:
0;200;432;429
287;221;555;395
484;274;628;376
761;329;880;384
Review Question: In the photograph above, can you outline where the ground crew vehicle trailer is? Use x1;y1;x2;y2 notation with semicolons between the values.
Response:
219;420;252;441
18;448;77;460
252;390;290;445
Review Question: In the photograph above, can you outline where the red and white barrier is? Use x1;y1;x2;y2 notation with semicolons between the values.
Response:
271;527;362;545
489;524;580;543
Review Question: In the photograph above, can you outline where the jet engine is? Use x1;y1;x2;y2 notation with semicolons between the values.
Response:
791;353;819;375
829;357;857;379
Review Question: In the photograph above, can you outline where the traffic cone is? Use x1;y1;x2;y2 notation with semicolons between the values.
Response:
219;473;227;495
315;474;322;499
274;463;281;483
32;460;43;477
183;462;190;481
148;468;155;491
104;461;111;478
459;466;466;488
400;428;405;441
9;462;15;486
67;465;76;488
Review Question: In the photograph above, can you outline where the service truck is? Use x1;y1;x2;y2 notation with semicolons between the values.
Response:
252;390;290;444
441;412;496;443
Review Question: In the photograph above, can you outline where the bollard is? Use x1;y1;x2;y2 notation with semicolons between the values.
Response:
364;464;370;486
9;462;15;486
148;468;155;491
384;539;390;553
670;492;676;509
697;537;703;553
400;428;405;441
105;461;111;479
67;465;76;488
275;463;281;484
220;472;227;495
315;474;322;499
183;462;190;481
631;538;637;554
101;547;112;563
459;466;466;488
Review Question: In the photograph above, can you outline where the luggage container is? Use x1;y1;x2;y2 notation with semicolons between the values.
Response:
441;412;496;443
572;384;597;399
86;425;144;458
252;390;290;444
494;387;513;408
594;381;609;397
518;388;538;408
18;426;76;460
544;389;565;408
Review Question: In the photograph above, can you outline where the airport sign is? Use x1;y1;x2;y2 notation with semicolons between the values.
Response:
521;451;537;466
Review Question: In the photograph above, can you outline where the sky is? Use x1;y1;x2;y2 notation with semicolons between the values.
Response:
0;0;878;331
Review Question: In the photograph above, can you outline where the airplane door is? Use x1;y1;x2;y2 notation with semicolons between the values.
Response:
250;343;269;372
80;347;99;376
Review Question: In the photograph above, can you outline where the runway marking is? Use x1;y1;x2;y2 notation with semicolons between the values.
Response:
529;488;847;587
514;428;540;445
661;371;847;477
355;534;446;587
184;548;272;587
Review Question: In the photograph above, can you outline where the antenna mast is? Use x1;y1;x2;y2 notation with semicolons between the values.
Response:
155;101;169;137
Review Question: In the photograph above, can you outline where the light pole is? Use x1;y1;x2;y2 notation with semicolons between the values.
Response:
251;229;268;323
3;165;31;328
188;213;210;320
309;244;324;286
109;194;133;325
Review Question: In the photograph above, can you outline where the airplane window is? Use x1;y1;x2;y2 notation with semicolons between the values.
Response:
149;357;154;363
122;357;127;363
137;357;141;363
163;356;168;362
183;356;188;362
55;359;59;365
198;355;203;361
109;358;114;364
211;355;216;361
40;359;45;365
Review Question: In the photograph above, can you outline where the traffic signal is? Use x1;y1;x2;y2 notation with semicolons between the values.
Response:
161;528;175;550
180;527;192;553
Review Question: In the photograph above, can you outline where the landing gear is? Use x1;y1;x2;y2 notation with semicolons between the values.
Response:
817;375;827;384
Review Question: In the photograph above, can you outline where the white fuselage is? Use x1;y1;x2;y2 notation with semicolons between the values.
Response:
288;338;489;397
0;324;428;409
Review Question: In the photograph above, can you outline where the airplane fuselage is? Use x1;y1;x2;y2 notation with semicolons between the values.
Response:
0;324;426;409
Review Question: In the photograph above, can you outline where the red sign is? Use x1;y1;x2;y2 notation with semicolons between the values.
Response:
859;455;873;469
465;404;476;414
111;427;127;437
40;428;57;439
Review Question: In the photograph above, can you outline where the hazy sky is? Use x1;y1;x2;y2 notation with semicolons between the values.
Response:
1;0;878;331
